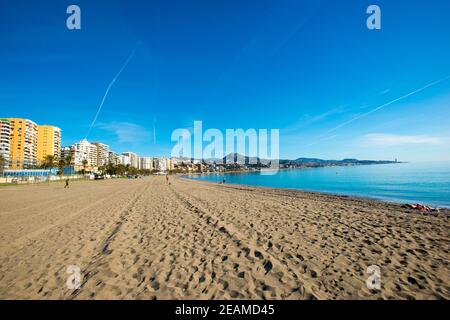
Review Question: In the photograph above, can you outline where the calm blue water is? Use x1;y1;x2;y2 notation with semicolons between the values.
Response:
188;162;450;208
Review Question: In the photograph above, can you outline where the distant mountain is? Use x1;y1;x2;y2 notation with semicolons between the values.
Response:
280;157;400;166
183;153;400;166
221;153;271;165
294;158;330;164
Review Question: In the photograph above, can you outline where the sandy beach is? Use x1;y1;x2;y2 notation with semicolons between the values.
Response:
0;176;448;300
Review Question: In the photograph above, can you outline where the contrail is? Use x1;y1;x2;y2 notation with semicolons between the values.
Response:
153;118;157;145
306;75;450;147
85;43;139;139
324;75;450;135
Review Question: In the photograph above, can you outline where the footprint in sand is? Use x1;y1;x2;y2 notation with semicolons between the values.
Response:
254;250;264;259
263;260;273;274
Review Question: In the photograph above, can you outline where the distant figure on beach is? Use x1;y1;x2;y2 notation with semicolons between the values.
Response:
222;178;226;184
166;174;169;184
64;178;70;189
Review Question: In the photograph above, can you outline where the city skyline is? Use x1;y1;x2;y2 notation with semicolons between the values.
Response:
1;0;450;161
0;116;171;172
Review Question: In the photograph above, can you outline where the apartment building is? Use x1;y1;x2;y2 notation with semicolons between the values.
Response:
166;158;174;171
108;151;120;166
61;146;74;162
153;157;167;171
0;119;11;168
139;157;154;170
37;125;61;163
93;142;110;167
6;118;38;169
122;152;139;168
73;139;98;170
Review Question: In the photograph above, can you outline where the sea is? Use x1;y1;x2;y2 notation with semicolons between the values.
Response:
188;161;450;208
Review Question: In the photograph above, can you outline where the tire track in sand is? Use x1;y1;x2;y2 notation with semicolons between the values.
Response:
168;184;323;299
0;186;129;257
69;182;151;299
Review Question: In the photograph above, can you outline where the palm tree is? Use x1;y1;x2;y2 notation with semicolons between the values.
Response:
57;159;66;176
40;155;55;184
0;154;6;175
116;164;126;176
82;159;88;173
42;155;55;169
64;155;73;173
106;162;115;175
99;165;107;176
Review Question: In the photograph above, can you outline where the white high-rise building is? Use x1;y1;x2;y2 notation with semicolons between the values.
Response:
0;119;11;168
93;142;110;167
73;139;98;169
153;157;167;171
139;157;153;170
108;151;120;165
122;152;139;168
61;146;74;162
118;154;131;166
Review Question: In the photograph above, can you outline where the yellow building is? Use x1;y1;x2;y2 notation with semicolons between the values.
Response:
6;118;38;169
166;158;174;171
37;125;62;164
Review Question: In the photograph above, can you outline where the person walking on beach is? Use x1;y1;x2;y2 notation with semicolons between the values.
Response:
64;178;70;189
166;174;169;185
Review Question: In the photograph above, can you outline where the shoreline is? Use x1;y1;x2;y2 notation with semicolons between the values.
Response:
181;161;407;176
182;172;450;210
182;176;450;213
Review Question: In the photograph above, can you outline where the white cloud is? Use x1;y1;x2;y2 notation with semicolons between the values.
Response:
98;122;151;144
362;133;446;146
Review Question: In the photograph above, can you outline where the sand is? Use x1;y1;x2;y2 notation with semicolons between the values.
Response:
0;176;448;300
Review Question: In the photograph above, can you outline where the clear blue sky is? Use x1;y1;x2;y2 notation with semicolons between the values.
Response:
1;0;449;161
